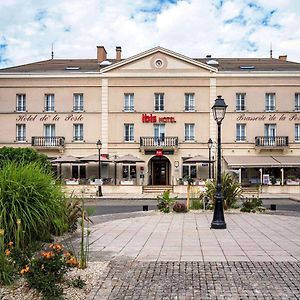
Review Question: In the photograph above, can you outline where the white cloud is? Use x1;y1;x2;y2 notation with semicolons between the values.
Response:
0;0;300;67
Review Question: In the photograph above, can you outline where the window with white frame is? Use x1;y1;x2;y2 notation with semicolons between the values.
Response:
124;93;134;111
236;124;246;141
265;93;276;111
295;124;300;142
295;93;300;111
236;93;246;111
16;124;26;142
73;124;83;141
44;94;55;112
184;93;195;111
184;123;195;141
122;165;136;180
182;165;197;179
73;93;83;111
16;94;26;112
154;93;164;111
124;123;134;142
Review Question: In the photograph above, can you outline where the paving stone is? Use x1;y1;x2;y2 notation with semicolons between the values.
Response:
88;260;300;299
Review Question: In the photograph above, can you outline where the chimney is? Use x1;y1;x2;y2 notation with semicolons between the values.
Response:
97;46;107;63
116;46;122;61
278;55;287;61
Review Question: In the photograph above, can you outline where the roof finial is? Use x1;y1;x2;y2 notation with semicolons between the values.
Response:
51;43;54;59
270;42;273;58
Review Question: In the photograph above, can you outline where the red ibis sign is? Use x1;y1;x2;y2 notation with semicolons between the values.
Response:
156;149;163;156
142;114;176;123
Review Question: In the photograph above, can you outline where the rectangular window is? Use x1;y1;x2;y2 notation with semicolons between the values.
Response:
122;165;136;180
45;94;55;112
236;93;246;111
124;93;134;111
295;93;300;111
236;124;246;141
295;124;300;142
182;165;197;179
73;124;83;141
184;123;195;141
265;93;275;111
16;124;26;142
124;123;134;142
154;93;164;111
184;93;195;111
16;94;26;112
73;93;83;111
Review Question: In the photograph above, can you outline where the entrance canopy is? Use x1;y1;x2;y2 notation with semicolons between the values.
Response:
224;156;280;168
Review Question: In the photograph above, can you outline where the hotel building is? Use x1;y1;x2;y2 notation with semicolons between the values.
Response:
1;46;300;194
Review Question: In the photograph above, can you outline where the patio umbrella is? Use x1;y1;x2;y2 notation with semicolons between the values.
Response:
183;155;210;164
51;155;81;179
115;154;145;163
80;154;111;162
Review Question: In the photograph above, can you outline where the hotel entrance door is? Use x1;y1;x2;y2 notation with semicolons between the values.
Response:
150;156;170;185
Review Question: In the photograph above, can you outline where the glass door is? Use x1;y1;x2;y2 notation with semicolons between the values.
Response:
44;124;55;146
154;124;165;146
264;124;276;146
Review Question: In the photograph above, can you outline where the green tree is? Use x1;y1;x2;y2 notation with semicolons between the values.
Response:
0;147;51;172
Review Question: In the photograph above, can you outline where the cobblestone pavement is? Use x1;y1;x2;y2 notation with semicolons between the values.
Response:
88;260;300;300
81;212;300;299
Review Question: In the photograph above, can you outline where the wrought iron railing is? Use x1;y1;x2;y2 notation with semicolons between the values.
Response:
140;136;178;147
31;136;65;147
255;136;288;147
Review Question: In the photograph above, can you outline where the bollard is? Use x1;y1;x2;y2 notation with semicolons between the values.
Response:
270;204;276;211
143;205;148;211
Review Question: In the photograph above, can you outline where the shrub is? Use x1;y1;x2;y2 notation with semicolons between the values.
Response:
205;173;243;209
157;190;177;213
240;197;264;213
23;243;78;300
173;201;187;213
0;162;68;245
190;199;204;210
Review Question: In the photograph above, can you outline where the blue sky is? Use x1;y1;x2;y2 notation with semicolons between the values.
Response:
0;0;300;68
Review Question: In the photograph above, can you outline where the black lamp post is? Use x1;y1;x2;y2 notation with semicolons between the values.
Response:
96;139;103;197
208;138;213;179
211;95;227;229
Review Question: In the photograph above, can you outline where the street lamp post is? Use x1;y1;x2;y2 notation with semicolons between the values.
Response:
211;96;227;229
96;139;103;197
208;138;213;179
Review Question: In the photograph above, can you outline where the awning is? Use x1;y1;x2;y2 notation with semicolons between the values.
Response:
80;154;111;162
183;155;210;164
224;156;281;168
115;154;145;163
51;155;81;163
272;156;300;167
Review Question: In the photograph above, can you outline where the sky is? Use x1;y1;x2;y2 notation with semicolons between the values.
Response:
0;0;300;68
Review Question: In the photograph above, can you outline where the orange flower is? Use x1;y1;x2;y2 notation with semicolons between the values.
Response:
66;256;78;266
49;243;63;252
41;251;54;259
5;249;11;256
20;265;30;275
8;241;13;247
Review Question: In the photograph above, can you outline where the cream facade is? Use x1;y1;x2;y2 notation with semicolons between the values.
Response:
1;46;300;192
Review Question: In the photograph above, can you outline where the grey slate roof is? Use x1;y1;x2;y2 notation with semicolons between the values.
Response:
0;57;300;73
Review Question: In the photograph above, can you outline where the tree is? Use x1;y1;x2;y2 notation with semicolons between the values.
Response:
0;147;51;172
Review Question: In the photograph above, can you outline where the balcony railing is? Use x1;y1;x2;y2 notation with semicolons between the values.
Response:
255;136;289;148
31;136;65;147
140;137;178;147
